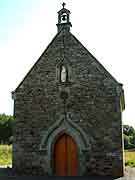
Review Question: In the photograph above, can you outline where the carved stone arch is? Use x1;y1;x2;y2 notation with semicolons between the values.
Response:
39;115;91;175
39;115;90;150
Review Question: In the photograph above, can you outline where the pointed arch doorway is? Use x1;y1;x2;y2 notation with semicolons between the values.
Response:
53;133;78;176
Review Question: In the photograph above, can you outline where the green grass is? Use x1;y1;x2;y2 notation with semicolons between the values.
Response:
125;150;135;167
0;145;12;166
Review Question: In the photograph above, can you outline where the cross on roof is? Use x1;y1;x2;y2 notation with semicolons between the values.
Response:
62;2;66;8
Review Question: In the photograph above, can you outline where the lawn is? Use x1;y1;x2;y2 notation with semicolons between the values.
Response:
0;145;135;167
124;149;135;167
0;145;12;166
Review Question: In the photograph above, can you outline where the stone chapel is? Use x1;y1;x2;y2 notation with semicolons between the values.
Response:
12;3;125;177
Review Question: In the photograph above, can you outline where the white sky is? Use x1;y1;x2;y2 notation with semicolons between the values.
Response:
0;0;135;127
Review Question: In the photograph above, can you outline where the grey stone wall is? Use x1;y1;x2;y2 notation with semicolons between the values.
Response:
12;29;124;177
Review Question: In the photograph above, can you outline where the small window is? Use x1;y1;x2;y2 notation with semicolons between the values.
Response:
60;65;68;82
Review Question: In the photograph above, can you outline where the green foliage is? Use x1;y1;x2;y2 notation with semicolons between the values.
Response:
124;134;135;149
123;125;135;136
125;160;135;167
0;114;14;144
124;134;130;149
130;131;135;145
123;125;135;149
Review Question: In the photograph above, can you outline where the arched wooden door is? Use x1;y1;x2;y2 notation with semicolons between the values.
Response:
53;134;78;176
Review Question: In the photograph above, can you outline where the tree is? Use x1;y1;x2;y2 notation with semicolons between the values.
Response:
123;125;135;136
123;124;135;149
0;114;14;144
124;134;130;149
131;131;135;145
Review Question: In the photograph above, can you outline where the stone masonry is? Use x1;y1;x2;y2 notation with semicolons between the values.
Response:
12;4;125;177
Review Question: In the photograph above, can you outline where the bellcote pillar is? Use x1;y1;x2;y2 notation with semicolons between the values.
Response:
56;2;72;33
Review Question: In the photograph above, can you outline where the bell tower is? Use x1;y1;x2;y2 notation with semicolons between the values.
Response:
57;2;72;32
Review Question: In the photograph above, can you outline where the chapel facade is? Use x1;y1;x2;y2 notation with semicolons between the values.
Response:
12;3;125;177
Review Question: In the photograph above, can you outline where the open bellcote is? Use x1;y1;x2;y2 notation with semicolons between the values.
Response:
56;2;72;32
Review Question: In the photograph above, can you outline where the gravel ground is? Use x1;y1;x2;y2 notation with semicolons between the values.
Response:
117;167;135;180
0;167;135;179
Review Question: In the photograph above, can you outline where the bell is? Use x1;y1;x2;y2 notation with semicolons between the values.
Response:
62;15;66;21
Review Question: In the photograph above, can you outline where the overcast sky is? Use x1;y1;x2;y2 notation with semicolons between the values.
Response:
0;0;135;127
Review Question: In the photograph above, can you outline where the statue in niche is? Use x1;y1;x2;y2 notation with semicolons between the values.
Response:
61;66;67;82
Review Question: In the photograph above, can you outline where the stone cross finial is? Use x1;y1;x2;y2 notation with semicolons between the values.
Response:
62;2;66;8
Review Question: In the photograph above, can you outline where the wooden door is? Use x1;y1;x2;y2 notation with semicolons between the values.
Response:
53;134;78;176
